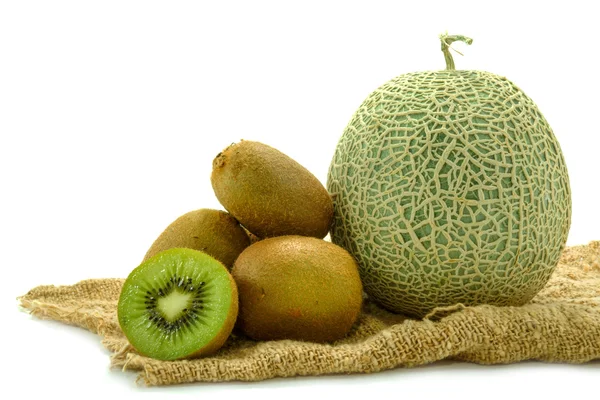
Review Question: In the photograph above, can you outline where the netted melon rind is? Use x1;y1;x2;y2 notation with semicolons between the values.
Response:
327;70;572;317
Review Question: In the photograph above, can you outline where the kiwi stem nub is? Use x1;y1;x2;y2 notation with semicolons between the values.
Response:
439;33;473;70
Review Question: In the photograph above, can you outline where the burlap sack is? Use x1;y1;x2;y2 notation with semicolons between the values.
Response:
18;241;600;386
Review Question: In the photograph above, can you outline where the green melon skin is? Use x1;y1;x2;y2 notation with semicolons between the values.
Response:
327;69;572;318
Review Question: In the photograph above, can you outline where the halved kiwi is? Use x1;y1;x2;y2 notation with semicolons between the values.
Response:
117;248;238;361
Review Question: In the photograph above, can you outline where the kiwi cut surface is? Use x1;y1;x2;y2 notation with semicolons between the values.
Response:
118;248;238;361
143;208;250;269
231;235;363;343
211;140;333;239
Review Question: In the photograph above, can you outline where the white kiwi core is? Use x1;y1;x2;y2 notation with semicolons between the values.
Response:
157;290;193;322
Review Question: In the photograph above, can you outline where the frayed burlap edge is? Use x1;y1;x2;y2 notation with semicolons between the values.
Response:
18;242;600;386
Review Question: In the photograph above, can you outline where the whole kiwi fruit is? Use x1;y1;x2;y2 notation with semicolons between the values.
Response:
118;248;238;360
143;208;250;269
231;235;363;343
211;140;333;239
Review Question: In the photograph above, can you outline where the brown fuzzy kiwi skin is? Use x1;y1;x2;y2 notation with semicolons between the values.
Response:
231;235;363;343
188;271;239;358
211;140;334;239
143;209;251;269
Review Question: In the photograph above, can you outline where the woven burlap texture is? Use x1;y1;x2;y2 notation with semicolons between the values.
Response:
18;241;600;386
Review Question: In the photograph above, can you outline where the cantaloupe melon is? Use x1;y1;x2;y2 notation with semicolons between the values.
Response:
327;34;572;317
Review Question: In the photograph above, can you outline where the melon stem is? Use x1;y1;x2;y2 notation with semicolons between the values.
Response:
440;33;473;70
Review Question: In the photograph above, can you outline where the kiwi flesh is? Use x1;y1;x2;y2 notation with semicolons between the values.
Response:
143;208;250;269
211;140;333;239
118;248;238;360
231;235;363;343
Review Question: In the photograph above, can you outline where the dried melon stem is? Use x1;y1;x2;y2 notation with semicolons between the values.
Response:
439;33;473;70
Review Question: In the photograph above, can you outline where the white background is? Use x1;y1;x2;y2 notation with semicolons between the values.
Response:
2;0;598;398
